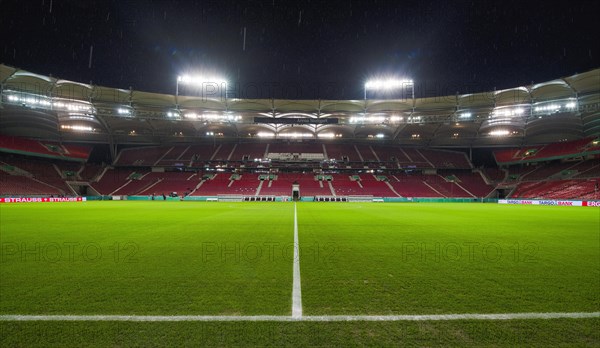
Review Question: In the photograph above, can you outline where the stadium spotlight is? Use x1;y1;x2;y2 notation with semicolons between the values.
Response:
364;78;414;100
176;74;228;101
489;129;510;136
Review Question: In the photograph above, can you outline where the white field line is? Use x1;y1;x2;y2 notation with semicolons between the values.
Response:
292;202;303;318
0;312;598;322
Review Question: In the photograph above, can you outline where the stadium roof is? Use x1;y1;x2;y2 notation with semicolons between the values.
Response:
1;64;599;147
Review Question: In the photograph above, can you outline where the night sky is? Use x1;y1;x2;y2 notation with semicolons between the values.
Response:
1;0;599;100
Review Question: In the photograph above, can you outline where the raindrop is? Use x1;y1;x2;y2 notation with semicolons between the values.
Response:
106;12;110;21
88;45;93;68
49;0;52;13
298;10;302;26
242;27;246;51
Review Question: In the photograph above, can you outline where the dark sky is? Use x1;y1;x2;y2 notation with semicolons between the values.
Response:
1;0;598;100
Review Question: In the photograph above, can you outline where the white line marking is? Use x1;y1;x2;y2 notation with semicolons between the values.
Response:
0;312;598;322
292;202;302;318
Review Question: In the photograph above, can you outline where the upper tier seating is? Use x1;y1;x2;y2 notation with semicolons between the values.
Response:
229;143;268;161
0;135;91;161
494;137;600;164
418;149;472;169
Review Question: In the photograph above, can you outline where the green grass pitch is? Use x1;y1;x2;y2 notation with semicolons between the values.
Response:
1;201;599;346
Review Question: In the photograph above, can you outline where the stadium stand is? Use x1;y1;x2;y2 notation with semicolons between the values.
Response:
389;173;444;197
0;135;91;161
0;171;62;195
372;145;412;163
1;157;75;194
79;163;104;182
400;148;432;168
481;168;506;183
155;145;193;166
418;149;472;169
190;173;233;196
355;145;378;162
212;143;236;161
357;175;399;197
137;172;200;196
324;144;354;161
451;172;494;197
329;174;368;196
229;143;268;161
494;137;600;165
91;168;137;195
116;147;170;166
2;135;599;200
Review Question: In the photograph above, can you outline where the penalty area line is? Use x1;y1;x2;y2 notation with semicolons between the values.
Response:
0;312;598;322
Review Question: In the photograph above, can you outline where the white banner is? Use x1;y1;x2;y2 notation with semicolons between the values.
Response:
498;199;584;206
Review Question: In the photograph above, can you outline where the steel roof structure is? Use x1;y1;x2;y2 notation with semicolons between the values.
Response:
1;64;598;152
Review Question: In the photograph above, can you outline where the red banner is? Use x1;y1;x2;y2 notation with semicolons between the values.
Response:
0;197;85;203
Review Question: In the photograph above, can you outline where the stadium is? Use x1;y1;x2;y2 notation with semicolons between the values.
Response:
1;63;599;346
0;64;599;202
1;2;600;347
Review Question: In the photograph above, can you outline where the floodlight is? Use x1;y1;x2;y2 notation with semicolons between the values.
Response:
176;74;228;100
364;78;414;100
61;125;93;132
490;129;510;136
177;75;227;86
364;79;413;90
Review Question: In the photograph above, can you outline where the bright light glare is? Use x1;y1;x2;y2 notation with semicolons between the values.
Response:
365;78;413;90
490;129;510;136
61;125;93;132
178;75;227;85
318;133;343;138
460;112;472;118
279;132;314;138
375;133;385;138
493;107;526;117
257;132;275;137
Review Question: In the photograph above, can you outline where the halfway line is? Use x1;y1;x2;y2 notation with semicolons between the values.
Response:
292;202;302;318
1;312;598;322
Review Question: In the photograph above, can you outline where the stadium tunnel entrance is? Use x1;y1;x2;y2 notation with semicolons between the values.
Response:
292;183;300;201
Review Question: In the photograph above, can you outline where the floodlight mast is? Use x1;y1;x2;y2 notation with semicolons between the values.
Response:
364;78;414;101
